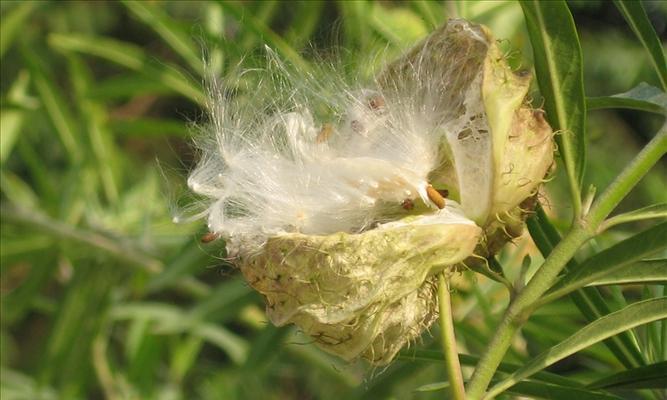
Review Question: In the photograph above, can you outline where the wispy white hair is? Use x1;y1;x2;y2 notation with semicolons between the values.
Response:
188;20;490;255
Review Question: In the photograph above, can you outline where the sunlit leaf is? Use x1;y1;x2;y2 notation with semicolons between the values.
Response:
0;1;38;58
586;259;667;287
486;298;667;397
542;222;667;303
122;0;204;75
520;0;586;215
587;82;667;115
48;33;205;104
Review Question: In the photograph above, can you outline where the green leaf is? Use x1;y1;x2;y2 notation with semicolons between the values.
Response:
1;70;33;164
399;350;583;388
541;222;667;304
485;297;667;398
415;381;450;392
527;204;647;368
602;203;667;230
587;361;667;390
0;1;38;58
217;1;310;72
587;83;667;115
122;0;204;75
507;381;624;400
614;0;667;90
1;205;163;274
88;74;177;99
0;108;24;164
20;45;83;164
284;1;325;50
48;33;205;104
415;380;623;399
111;302;249;364
67;55;120;204
520;0;586;216
587;259;667;287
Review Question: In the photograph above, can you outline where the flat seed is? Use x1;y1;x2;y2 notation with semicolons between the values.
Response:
426;185;446;209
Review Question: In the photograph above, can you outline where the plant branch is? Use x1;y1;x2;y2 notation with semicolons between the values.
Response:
438;273;466;400
466;126;667;399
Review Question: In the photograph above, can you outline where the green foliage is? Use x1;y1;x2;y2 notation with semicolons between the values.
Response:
520;0;587;218
1;1;665;400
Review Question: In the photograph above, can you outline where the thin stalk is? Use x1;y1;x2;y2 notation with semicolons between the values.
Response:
466;126;667;399
438;273;466;400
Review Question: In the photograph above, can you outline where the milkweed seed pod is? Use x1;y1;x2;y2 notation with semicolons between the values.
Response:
187;19;553;365
379;19;554;242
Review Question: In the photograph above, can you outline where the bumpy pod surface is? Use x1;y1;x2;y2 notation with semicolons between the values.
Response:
188;19;554;365
240;213;481;363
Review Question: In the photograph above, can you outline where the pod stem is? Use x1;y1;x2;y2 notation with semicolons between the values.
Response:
438;273;466;400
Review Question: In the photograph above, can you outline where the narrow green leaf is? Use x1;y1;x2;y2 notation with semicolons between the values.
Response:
528;204;647;368
587;259;667;287
284;1;325;50
542;222;667;304
415;381;450;392
587;360;667;390
0;1;38;58
0;70;33;164
411;0;444;30
337;0;372;50
415;380;623;399
399;350;583;388
1;205;163;273
238;0;280;51
602;203;667;230
111;302;249;364
88;74;176;99
486;298;667;398
614;0;667;90
48;33;205;104
0;108;24;164
67;55;120;204
122;0;204;75
587;82;667;115
507;381;624;400
369;4;428;47
217;1;310;72
520;0;586;216
0;170;39;209
21;45;83;164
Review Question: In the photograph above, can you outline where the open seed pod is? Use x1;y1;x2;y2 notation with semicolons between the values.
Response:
188;18;554;365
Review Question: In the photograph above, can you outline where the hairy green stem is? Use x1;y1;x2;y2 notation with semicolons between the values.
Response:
438;273;466;400
466;126;667;399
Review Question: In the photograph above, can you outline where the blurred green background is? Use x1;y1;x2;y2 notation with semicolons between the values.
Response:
1;1;665;399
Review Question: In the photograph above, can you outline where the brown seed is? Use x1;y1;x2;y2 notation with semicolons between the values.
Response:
426;185;446;209
401;198;414;210
201;232;220;243
368;95;385;110
316;123;333;143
